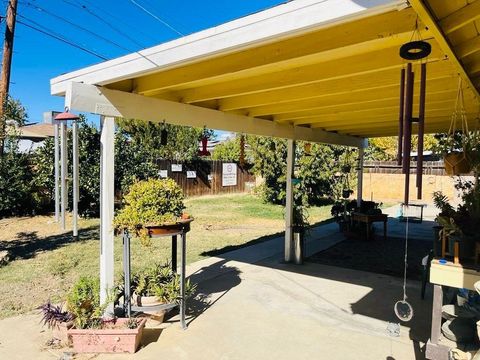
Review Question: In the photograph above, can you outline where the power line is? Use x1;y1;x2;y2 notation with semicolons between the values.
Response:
17;16;108;60
22;1;134;53
61;0;146;48
80;0;159;44
126;0;183;36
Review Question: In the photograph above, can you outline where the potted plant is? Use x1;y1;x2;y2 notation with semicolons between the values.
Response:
38;300;74;345
114;178;192;246
127;263;196;322
433;185;480;260
66;276;146;354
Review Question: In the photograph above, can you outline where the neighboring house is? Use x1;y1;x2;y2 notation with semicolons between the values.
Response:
8;120;54;153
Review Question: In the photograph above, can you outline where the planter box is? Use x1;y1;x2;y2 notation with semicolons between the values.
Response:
68;318;146;354
52;321;73;345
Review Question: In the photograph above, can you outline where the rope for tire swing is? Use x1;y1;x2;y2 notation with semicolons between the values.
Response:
394;205;414;322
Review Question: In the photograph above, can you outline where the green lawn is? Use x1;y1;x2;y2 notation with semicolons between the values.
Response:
0;193;332;319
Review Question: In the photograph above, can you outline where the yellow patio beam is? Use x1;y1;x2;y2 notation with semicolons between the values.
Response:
300;108;470;129
134;8;421;95
319;114;478;131
218;62;454;111
274;85;469;123
438;1;480;35
174;47;443;104
455;35;480;59
409;0;480;99
248;78;457;117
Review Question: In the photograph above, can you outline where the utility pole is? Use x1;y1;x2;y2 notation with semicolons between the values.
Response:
0;0;18;156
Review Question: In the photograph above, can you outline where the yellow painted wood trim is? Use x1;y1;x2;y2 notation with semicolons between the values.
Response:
409;0;480;100
430;261;480;290
439;1;480;35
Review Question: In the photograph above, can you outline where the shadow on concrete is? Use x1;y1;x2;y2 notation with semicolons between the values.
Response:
0;225;99;260
164;259;242;326
194;216;435;360
200;218;335;258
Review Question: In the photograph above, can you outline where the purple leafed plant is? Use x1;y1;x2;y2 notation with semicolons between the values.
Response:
38;300;74;329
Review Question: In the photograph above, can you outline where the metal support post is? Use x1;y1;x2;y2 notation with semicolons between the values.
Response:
285;139;295;263
357;147;364;207
123;230;131;317
60;121;67;230
72;120;79;239
172;235;177;273
100;116;115;309
180;232;187;330
54;122;60;222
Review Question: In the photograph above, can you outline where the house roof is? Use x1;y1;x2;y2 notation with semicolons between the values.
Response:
51;0;480;141
17;123;55;140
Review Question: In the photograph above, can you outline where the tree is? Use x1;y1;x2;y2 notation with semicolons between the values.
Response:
249;136;357;205
211;135;241;162
366;135;438;161
0;97;35;217
117;119;211;162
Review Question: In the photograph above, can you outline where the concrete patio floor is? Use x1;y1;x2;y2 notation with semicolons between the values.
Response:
0;212;434;360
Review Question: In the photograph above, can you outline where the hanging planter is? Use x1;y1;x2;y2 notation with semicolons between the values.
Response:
444;152;471;175
198;127;211;157
441;80;474;176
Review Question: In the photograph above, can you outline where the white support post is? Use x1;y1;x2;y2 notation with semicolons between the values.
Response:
54;122;60;223
285;140;295;262
72;120;79;240
60;121;67;230
357;146;365;207
100;116;115;308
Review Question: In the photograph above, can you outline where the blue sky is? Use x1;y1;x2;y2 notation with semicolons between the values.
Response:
6;0;285;124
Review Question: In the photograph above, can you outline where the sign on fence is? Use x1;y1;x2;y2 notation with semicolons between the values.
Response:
222;163;237;186
159;170;168;178
186;171;197;179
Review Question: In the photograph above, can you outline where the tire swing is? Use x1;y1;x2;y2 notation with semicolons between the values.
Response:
444;79;472;175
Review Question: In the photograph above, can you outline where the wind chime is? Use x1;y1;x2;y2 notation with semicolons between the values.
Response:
198;126;211;157
397;32;431;205
394;25;431;324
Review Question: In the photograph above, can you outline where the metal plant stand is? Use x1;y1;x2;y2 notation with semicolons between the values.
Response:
122;222;190;330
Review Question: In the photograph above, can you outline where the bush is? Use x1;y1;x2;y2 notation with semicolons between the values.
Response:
114;178;186;245
66;276;103;329
0;137;37;217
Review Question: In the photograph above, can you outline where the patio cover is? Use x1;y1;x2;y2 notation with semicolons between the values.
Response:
50;0;480;142
49;0;480;304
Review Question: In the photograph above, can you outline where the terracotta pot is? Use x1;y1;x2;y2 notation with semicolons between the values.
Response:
131;293;166;324
52;321;74;345
68;318;146;354
444;153;471;175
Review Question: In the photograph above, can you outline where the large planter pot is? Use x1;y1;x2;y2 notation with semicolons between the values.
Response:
52;321;74;345
342;189;352;199
444;153;472;175
68;318;146;354
131;293;166;323
146;218;193;237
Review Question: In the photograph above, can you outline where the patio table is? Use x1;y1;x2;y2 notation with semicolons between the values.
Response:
352;212;388;240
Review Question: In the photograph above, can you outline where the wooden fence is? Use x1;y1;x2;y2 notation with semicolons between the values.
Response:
364;160;446;175
155;160;256;197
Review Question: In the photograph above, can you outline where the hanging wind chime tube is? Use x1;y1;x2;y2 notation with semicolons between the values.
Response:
416;63;427;199
402;63;414;205
397;68;405;166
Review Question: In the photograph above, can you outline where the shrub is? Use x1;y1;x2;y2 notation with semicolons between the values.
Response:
66;276;103;329
114;178;186;245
